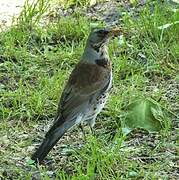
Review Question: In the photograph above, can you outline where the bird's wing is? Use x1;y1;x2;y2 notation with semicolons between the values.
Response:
54;61;111;127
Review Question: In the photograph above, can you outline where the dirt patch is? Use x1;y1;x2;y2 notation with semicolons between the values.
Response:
0;0;26;30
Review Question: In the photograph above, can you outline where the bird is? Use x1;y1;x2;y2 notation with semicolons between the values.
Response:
31;27;120;164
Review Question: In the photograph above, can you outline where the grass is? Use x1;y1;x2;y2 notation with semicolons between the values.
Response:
0;0;178;179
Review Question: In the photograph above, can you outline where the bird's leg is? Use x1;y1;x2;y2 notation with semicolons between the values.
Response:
79;123;86;140
88;117;96;137
90;126;96;137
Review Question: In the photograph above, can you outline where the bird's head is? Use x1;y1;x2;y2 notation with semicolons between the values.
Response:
82;27;122;63
86;27;122;51
86;28;111;51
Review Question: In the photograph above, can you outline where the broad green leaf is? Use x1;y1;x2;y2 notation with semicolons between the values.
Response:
122;98;164;134
26;159;36;167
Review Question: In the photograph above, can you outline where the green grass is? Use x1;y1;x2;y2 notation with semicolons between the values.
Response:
0;0;178;179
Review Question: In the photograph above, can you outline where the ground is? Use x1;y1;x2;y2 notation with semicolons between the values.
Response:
0;0;27;30
0;0;178;179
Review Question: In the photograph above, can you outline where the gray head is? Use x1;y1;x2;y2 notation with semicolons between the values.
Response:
82;27;121;63
86;28;111;51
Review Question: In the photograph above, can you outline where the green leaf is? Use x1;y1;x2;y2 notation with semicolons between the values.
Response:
26;159;36;166
122;98;164;134
130;0;138;5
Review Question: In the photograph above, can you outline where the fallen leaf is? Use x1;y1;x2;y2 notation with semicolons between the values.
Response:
122;98;164;134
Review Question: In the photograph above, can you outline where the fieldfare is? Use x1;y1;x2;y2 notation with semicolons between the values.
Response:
31;27;120;164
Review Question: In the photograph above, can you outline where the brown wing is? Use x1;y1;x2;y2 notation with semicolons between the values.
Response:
56;61;111;122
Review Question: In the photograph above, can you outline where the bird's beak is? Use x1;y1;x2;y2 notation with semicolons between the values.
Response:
108;27;124;37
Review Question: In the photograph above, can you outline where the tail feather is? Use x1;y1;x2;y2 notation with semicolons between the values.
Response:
31;120;75;164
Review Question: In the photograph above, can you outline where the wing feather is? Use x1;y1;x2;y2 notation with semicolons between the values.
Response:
57;62;111;122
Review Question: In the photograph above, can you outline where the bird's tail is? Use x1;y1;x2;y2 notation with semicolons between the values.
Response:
31;119;75;164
